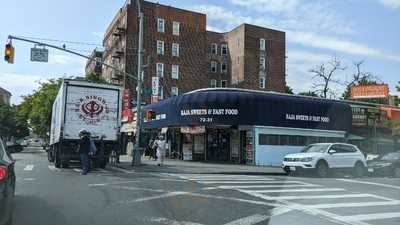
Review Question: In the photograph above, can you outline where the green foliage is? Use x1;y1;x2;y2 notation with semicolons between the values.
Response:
298;91;319;97
18;79;62;139
0;103;29;139
285;85;294;94
387;120;400;137
84;72;108;84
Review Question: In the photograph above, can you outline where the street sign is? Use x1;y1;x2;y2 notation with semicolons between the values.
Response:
152;77;159;95
31;47;49;62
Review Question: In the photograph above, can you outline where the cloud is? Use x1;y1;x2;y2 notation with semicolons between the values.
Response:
287;50;333;64
189;4;400;62
92;31;103;38
206;25;223;33
288;31;400;62
49;54;87;66
378;0;400;9
229;0;299;13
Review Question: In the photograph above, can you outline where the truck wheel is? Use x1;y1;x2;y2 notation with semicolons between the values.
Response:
61;161;69;168
99;160;107;169
47;149;54;162
54;150;61;168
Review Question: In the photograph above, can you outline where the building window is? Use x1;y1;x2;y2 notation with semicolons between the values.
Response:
221;44;228;55
260;57;266;70
221;80;227;88
260;38;266;51
237;38;240;47
173;21;180;36
157;18;165;33
210;61;217;73
211;43;218;54
221;62;228;73
210;79;217;88
171;87;179;96
156;63;164;77
172;43;180;57
260;77;266;89
172;65;179;79
157;40;164;55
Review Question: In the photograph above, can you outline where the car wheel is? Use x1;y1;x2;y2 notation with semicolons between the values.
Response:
316;161;329;178
353;162;365;178
394;167;400;178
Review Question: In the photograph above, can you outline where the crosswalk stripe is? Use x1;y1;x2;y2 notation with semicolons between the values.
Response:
189;178;276;181
309;200;400;209
264;194;374;200
223;214;270;225
216;184;320;189
338;212;400;221
24;164;34;171
250;188;345;193
178;175;270;180
197;180;304;184
48;165;61;172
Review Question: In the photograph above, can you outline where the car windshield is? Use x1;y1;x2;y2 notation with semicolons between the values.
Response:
301;144;329;153
381;152;400;161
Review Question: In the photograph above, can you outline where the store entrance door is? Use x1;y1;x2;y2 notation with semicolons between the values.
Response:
206;129;230;162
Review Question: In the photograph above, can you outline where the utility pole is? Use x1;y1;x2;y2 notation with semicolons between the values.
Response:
132;0;144;166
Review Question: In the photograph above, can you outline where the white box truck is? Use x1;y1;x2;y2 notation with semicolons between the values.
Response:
49;79;123;168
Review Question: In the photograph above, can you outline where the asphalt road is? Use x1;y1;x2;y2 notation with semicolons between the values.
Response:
11;147;400;225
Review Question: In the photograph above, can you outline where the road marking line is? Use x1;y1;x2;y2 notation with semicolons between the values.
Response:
148;217;204;225
265;194;374;200
88;181;140;187
159;179;188;182
336;178;400;190
118;191;188;204
197;180;306;184
73;168;82;173
23;165;34;171
338;212;400;221
108;166;135;174
216;184;320;189
107;185;166;193
309;200;400;209
223;214;271;225
184;193;282;207
250;188;345;193
23;178;36;181
240;190;371;225
48;165;61;172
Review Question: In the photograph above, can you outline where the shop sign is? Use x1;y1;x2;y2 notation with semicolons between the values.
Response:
181;108;239;116
122;89;133;122
180;126;206;134
351;84;389;99
285;114;330;123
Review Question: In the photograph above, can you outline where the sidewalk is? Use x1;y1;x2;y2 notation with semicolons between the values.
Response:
111;155;286;175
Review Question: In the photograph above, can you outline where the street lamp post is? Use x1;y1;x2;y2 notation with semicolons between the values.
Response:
132;0;144;166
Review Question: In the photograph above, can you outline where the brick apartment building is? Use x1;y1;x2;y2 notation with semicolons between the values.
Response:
102;0;286;103
85;49;103;76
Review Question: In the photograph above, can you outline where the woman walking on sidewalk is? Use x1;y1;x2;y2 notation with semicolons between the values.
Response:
153;135;167;166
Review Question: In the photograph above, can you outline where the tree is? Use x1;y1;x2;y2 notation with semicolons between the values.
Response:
285;85;294;94
0;104;29;139
80;72;108;84
298;91;319;97
342;61;380;99
310;57;346;99
19;79;62;139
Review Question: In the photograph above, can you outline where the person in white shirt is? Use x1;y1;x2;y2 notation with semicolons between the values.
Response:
153;135;167;166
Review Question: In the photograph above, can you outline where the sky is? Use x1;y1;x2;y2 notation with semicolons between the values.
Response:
0;0;399;104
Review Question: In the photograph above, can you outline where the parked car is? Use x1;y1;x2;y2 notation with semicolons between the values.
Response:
282;143;367;177
367;151;400;177
0;138;16;225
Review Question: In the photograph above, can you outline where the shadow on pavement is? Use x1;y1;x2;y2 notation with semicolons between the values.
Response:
13;195;68;225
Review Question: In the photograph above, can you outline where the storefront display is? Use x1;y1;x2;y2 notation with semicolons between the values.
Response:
231;130;240;163
182;134;193;161
246;131;254;165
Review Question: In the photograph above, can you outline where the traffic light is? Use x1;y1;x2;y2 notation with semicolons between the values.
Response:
146;110;156;121
4;43;14;64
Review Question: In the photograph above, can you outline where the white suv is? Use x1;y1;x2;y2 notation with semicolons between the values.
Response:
282;143;367;177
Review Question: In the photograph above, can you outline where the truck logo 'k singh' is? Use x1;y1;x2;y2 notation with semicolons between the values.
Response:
75;95;108;124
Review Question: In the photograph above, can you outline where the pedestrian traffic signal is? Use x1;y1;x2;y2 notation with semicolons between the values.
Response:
4;43;14;64
146;110;156;121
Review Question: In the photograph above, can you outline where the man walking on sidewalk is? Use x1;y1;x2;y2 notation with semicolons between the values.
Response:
154;135;167;166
